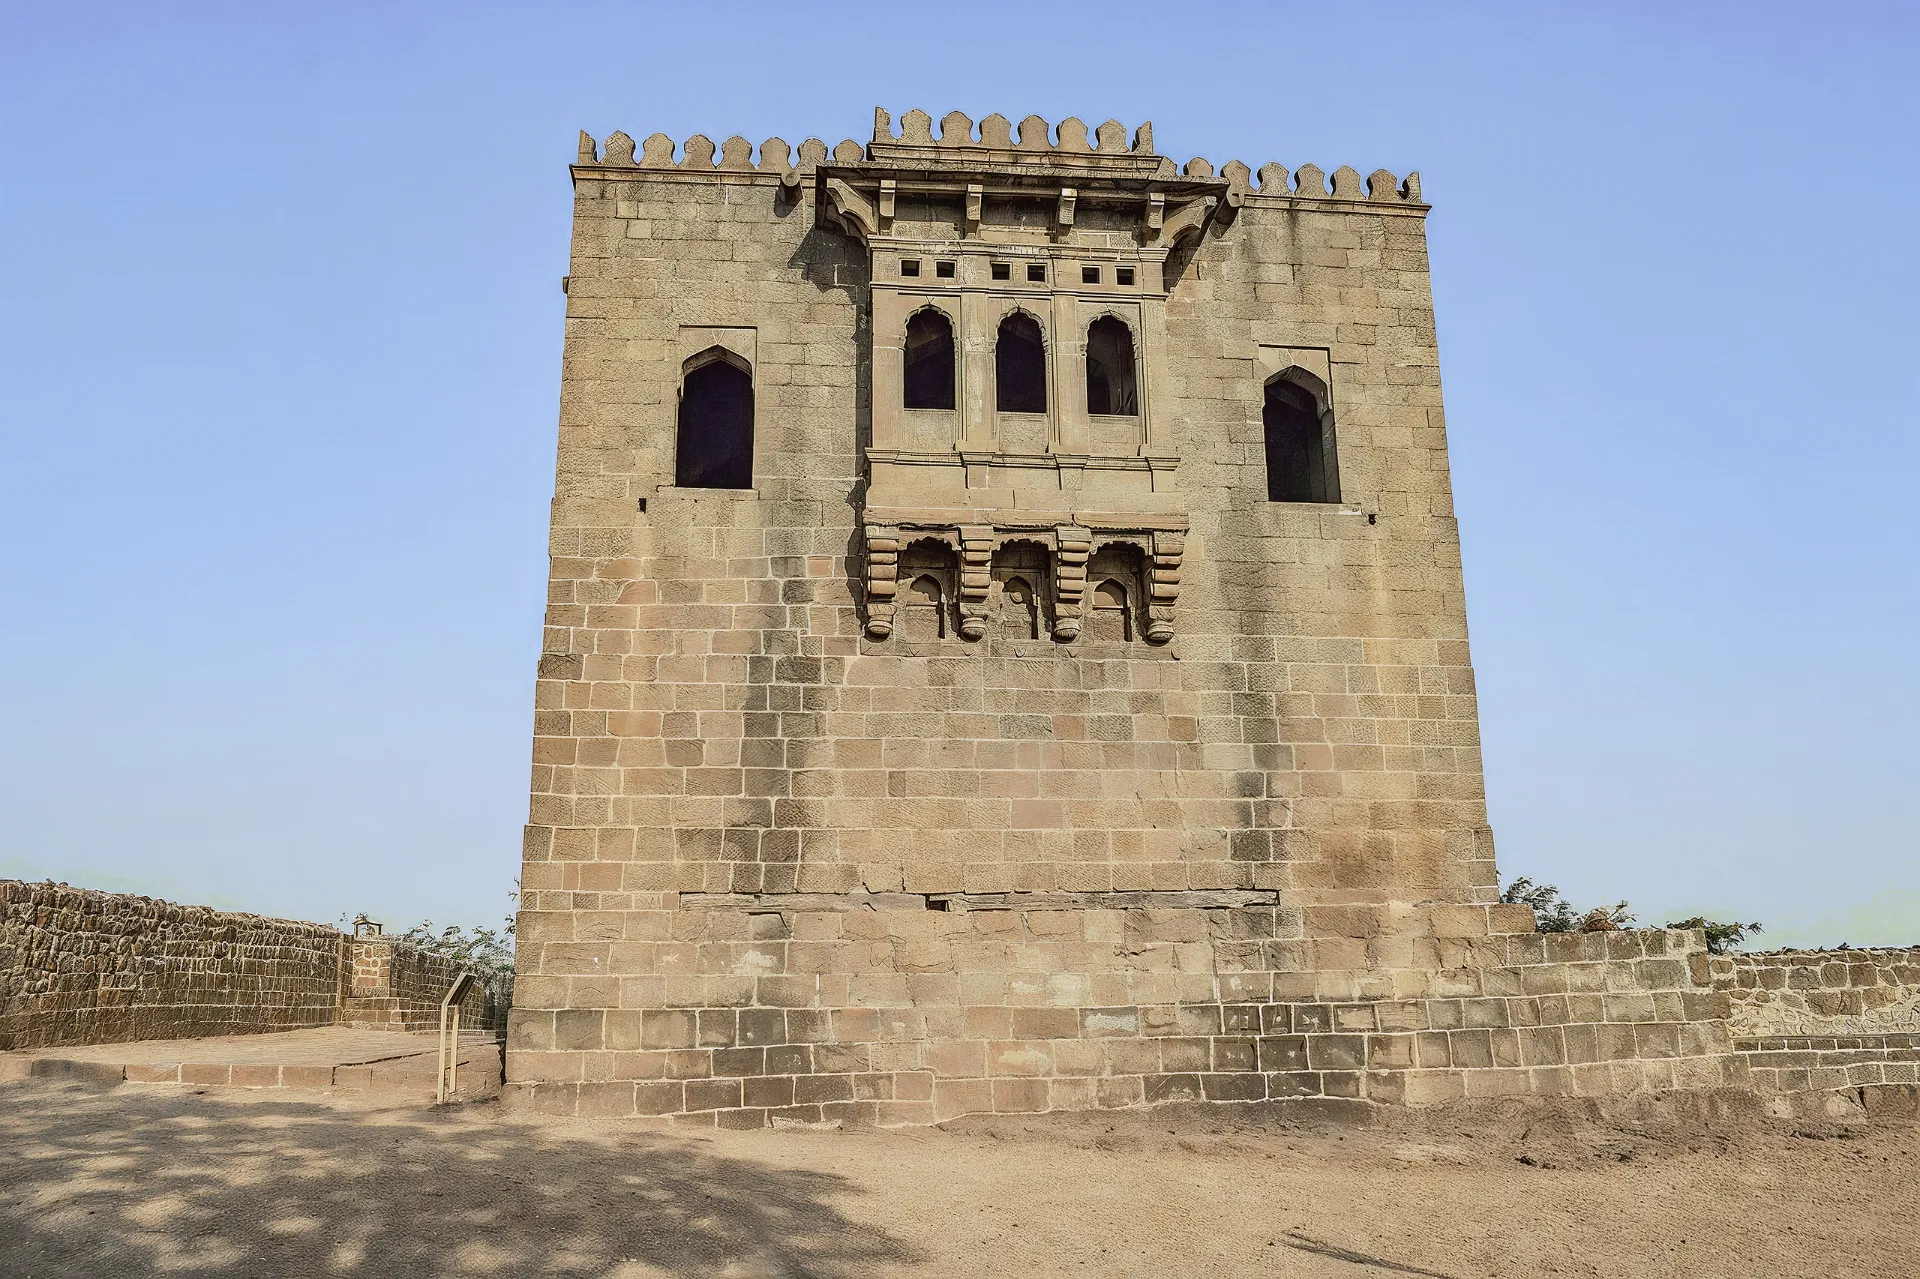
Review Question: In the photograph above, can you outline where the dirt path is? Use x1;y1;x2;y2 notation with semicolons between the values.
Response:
0;1080;1913;1277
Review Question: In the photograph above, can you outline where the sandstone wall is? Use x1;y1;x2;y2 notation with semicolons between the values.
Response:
0;880;511;1050
508;905;1742;1123
1706;947;1920;1101
510;120;1730;1122
0;880;344;1050
342;936;512;1033
526;147;1488;922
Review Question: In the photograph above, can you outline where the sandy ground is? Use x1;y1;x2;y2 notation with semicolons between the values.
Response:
0;1079;1914;1278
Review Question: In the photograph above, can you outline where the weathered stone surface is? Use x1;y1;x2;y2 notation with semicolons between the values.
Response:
0;879;507;1049
510;109;1920;1125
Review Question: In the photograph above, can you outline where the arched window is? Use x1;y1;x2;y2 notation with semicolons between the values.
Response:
896;539;956;641
1264;375;1339;503
904;309;956;410
1087;579;1132;642
995;313;1047;414
998;575;1038;640
901;574;946;640
1085;317;1137;416
676;351;754;489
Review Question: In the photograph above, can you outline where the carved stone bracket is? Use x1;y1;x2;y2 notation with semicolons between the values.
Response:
822;178;878;242
863;524;901;638
861;518;1183;644
957;525;994;640
1051;525;1093;641
1147;529;1184;644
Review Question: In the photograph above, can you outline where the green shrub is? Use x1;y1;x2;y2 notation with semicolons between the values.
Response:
1663;916;1763;955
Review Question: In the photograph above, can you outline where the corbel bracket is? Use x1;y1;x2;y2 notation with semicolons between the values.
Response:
1054;187;1077;237
822;178;878;243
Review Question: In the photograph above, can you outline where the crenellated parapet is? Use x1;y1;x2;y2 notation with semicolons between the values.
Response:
573;114;1428;210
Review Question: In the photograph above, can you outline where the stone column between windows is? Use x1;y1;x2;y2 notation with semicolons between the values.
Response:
1140;294;1173;457
958;285;991;453
1049;289;1089;456
869;284;908;451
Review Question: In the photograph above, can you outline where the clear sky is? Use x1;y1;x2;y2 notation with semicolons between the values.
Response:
2;2;1914;946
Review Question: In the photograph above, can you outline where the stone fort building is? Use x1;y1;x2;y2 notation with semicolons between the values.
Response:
506;110;1915;1124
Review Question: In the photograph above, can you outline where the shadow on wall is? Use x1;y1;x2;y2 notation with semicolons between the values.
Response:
0;1084;919;1277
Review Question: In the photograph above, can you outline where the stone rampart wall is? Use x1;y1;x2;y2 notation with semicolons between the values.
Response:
0;880;345;1050
1707;948;1920;1038
341;937;512;1033
0;880;511;1050
506;906;1741;1124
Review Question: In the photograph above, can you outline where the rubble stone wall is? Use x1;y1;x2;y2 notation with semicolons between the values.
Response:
0;879;345;1050
1708;948;1920;1102
0;880;511;1050
1709;947;1920;1038
341;936;512;1033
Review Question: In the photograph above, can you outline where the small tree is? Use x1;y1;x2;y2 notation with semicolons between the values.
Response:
1501;877;1634;933
1664;916;1763;955
398;922;514;977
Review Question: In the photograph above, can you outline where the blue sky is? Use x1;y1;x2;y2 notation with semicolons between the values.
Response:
1;2;1914;945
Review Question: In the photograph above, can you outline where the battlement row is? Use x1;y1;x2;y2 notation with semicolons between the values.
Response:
871;108;1154;155
574;128;1423;205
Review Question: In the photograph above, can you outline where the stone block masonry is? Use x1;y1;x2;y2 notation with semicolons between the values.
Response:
0;880;509;1050
509;107;1908;1123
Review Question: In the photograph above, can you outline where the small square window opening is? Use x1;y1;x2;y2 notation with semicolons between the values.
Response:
1082;266;1101;284
1027;263;1047;282
900;259;920;277
935;260;955;278
991;262;1011;280
1116;266;1135;286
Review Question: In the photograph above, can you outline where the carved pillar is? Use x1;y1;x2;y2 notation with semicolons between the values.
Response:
1052;525;1092;640
1146;530;1184;643
956;526;995;640
864;525;900;638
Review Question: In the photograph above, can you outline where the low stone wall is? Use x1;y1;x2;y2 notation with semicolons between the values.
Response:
342;936;512;1033
1705;947;1920;1111
0;880;510;1051
505;897;1745;1125
1709;948;1920;1038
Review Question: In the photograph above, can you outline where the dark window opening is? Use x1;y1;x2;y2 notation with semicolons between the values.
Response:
1085;316;1137;417
903;309;956;411
675;353;754;489
995;313;1047;414
991;262;1011;280
1264;377;1339;503
900;258;920;277
1027;263;1047;282
1081;266;1101;284
935;260;956;279
1116;266;1135;286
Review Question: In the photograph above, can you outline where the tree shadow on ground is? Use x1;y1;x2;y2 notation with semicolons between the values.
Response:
0;1082;921;1277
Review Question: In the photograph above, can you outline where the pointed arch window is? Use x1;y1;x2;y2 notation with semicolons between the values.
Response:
1086;316;1137;416
1087;579;1133;642
676;350;754;489
995;313;1047;414
1263;373;1339;503
904;309;956;411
